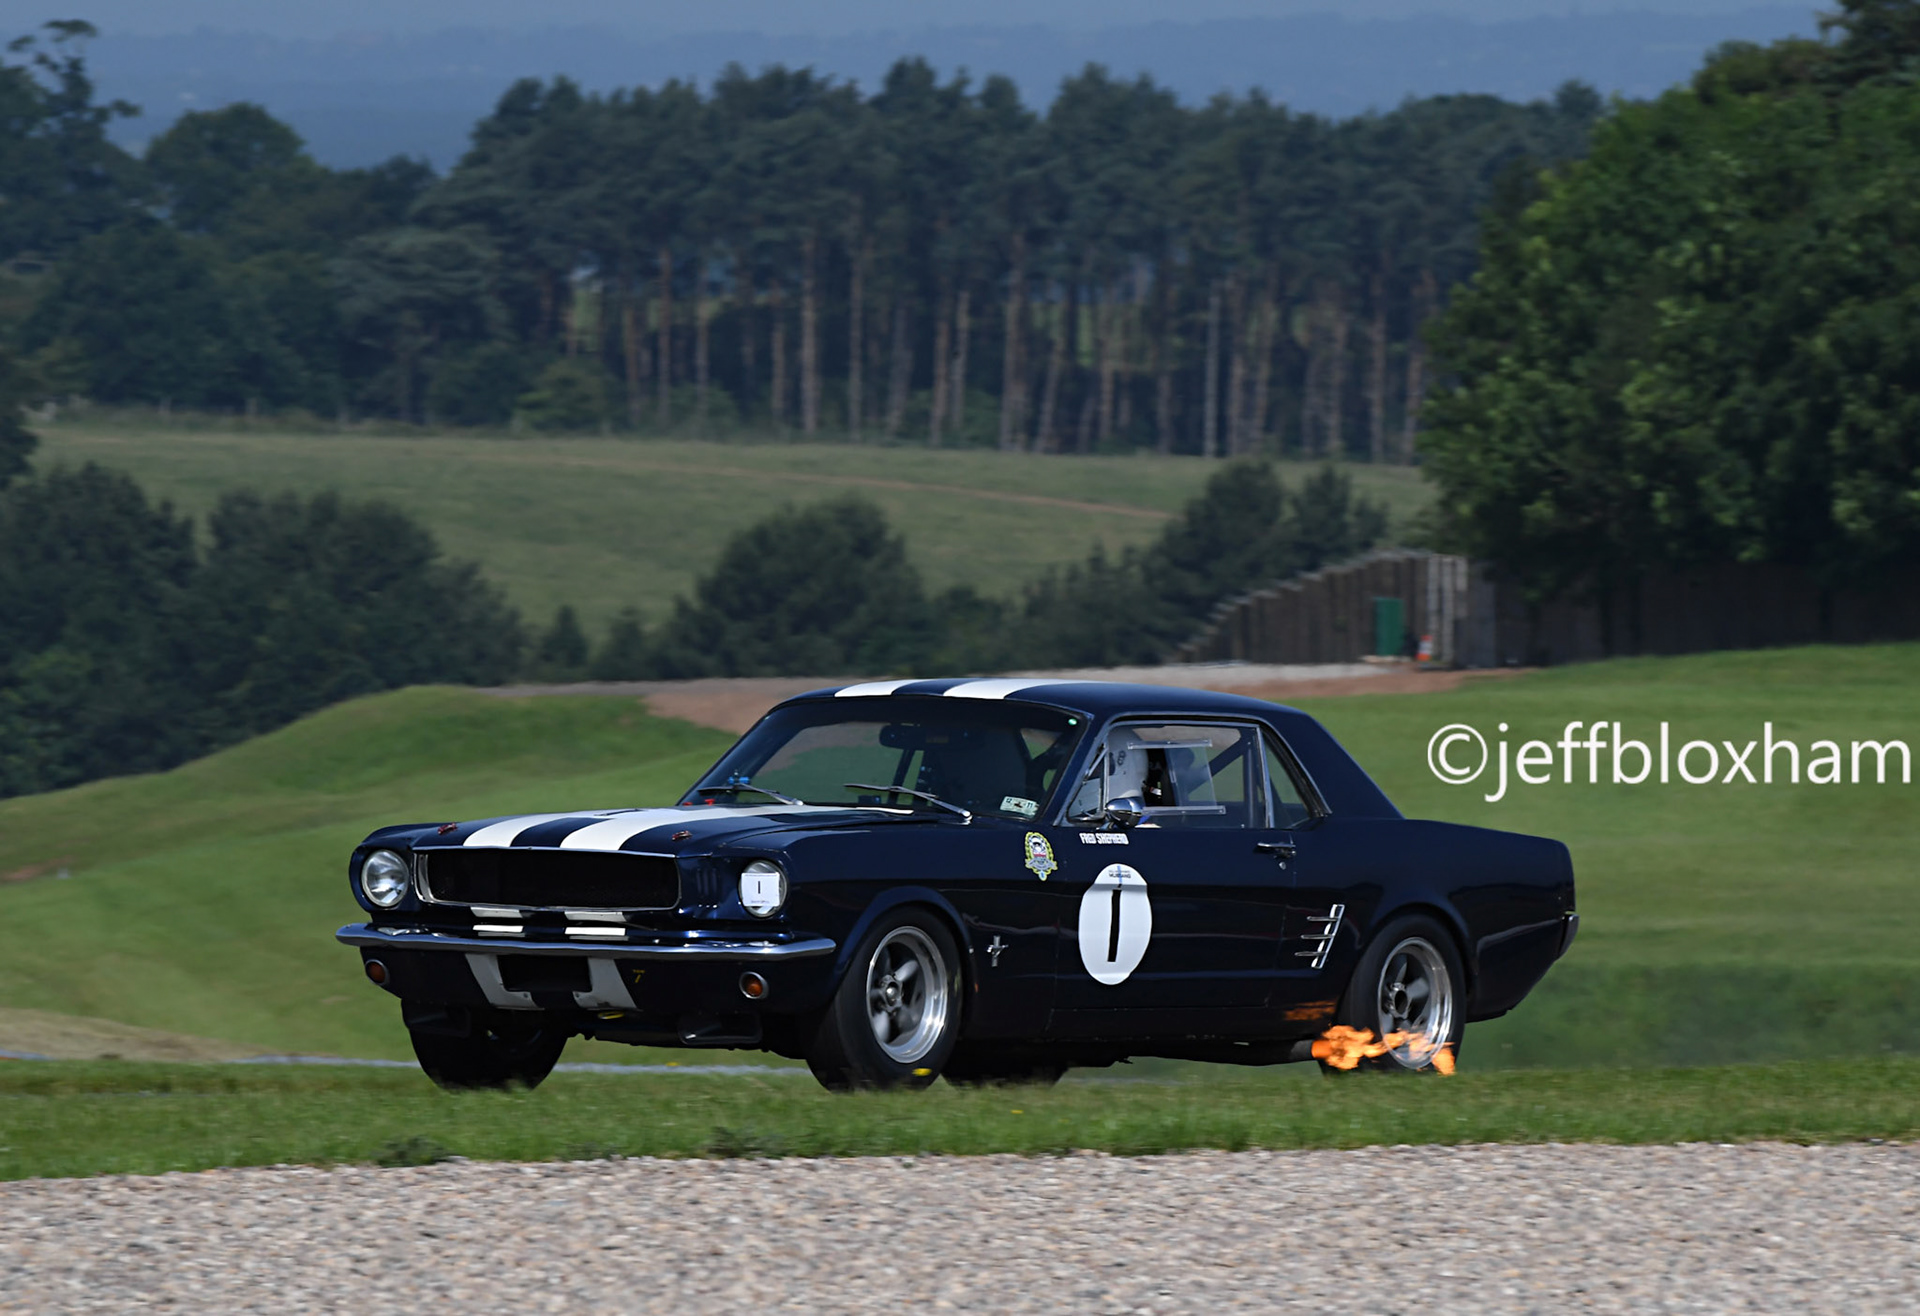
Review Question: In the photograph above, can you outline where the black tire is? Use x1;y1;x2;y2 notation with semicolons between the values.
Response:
942;1044;1068;1088
807;908;963;1091
1319;914;1466;1076
409;1012;568;1091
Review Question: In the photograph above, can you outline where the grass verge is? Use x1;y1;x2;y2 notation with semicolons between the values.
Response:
2;1058;1916;1182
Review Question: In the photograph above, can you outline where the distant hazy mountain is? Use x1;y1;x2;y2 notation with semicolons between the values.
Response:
59;0;1824;39
83;8;1817;168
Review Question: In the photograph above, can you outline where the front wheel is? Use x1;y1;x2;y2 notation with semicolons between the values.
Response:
807;910;962;1091
1319;915;1465;1075
409;1011;568;1090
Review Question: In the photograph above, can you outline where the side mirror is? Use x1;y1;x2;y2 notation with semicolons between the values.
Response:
1104;795;1145;830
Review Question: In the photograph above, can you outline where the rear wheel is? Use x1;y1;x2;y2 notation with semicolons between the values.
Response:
807;910;961;1091
409;1012;568;1091
1320;915;1465;1075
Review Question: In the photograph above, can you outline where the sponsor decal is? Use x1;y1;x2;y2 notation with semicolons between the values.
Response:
1001;795;1039;818
1078;832;1130;845
1022;832;1058;881
1078;863;1153;985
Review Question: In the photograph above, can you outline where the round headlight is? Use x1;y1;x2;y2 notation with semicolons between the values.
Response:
739;859;787;918
361;849;411;909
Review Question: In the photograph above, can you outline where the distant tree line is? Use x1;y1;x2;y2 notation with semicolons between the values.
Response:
1;21;1598;459
1423;0;1920;602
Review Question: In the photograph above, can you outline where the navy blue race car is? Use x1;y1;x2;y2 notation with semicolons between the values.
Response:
338;679;1577;1089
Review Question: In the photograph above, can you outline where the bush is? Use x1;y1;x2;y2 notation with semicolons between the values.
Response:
515;358;615;432
648;496;934;677
428;341;537;426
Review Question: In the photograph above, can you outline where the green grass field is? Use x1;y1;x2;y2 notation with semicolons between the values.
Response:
4;1058;1916;1183
30;419;1433;633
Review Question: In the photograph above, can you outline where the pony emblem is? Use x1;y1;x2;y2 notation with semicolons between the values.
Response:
1022;832;1057;881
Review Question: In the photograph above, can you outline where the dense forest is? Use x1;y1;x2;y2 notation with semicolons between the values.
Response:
4;4;1919;800
1422;0;1920;597
1;21;1597;459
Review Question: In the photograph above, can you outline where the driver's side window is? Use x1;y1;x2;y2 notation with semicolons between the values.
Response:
1068;723;1254;828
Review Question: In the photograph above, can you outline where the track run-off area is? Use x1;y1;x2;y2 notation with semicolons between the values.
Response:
4;1142;1917;1313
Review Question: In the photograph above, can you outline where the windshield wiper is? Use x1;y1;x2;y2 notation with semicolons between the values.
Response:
701;783;806;807
843;782;973;824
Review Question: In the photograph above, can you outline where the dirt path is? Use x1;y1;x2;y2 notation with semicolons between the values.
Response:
486;665;1532;734
468;450;1176;520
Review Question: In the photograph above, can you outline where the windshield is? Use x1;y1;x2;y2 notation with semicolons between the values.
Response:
684;697;1086;822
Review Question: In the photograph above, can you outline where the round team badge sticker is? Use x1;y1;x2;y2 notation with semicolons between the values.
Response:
1022;832;1057;881
1078;863;1152;985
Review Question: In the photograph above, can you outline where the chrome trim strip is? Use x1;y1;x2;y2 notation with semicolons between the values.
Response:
338;924;837;961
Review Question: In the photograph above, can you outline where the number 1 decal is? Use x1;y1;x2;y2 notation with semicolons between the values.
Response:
1077;863;1152;985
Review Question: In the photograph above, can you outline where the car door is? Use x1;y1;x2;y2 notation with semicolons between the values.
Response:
1260;729;1372;1033
1049;720;1291;1030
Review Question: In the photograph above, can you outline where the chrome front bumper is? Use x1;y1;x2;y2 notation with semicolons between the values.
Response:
336;923;837;960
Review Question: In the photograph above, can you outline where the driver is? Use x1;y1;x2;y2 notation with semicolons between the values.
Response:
1105;728;1176;813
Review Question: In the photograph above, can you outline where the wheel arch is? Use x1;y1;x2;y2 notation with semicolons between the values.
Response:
830;886;975;1001
1362;899;1476;1004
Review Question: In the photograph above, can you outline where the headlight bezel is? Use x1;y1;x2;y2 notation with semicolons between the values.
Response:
738;859;787;919
360;848;412;909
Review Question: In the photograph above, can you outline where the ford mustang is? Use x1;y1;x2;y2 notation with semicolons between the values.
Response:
338;679;1577;1089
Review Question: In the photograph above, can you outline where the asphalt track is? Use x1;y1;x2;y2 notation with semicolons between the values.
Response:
4;1141;1915;1313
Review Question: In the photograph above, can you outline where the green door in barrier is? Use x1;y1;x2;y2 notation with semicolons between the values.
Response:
1373;596;1405;657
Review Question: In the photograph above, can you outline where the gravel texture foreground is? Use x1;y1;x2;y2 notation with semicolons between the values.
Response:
3;1142;1916;1313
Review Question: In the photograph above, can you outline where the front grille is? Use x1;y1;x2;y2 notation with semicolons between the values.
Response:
419;848;680;910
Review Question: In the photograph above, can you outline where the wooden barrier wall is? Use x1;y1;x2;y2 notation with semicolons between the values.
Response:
1173;554;1920;667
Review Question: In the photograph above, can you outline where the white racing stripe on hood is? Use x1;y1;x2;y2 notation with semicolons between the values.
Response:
942;678;1045;700
834;680;914;697
557;809;696;851
462;812;628;848
558;804;845;852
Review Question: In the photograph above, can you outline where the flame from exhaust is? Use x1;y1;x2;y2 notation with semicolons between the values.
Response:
1311;1024;1456;1073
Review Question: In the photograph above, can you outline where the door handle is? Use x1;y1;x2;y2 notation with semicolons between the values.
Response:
1255;840;1298;860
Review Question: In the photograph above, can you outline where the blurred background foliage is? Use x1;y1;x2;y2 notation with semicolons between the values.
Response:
1;5;1917;798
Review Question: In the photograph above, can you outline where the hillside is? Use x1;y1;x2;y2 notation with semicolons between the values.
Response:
31;422;1434;634
1;645;1913;1067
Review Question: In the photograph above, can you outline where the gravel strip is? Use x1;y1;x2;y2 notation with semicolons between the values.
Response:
3;1142;1916;1313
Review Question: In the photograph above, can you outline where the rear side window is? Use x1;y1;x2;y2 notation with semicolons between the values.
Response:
1263;735;1315;829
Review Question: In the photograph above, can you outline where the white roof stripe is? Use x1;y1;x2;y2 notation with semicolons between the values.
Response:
942;678;1046;700
834;680;914;698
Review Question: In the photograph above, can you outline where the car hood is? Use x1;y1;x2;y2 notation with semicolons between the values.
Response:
403;804;891;855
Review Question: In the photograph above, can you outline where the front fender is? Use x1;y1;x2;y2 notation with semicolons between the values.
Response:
829;884;976;988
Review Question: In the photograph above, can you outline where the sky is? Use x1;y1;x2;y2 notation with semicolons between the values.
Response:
50;0;1809;39
19;1;1821;167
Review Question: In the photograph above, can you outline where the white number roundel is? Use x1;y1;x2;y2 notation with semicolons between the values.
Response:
1077;863;1153;985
